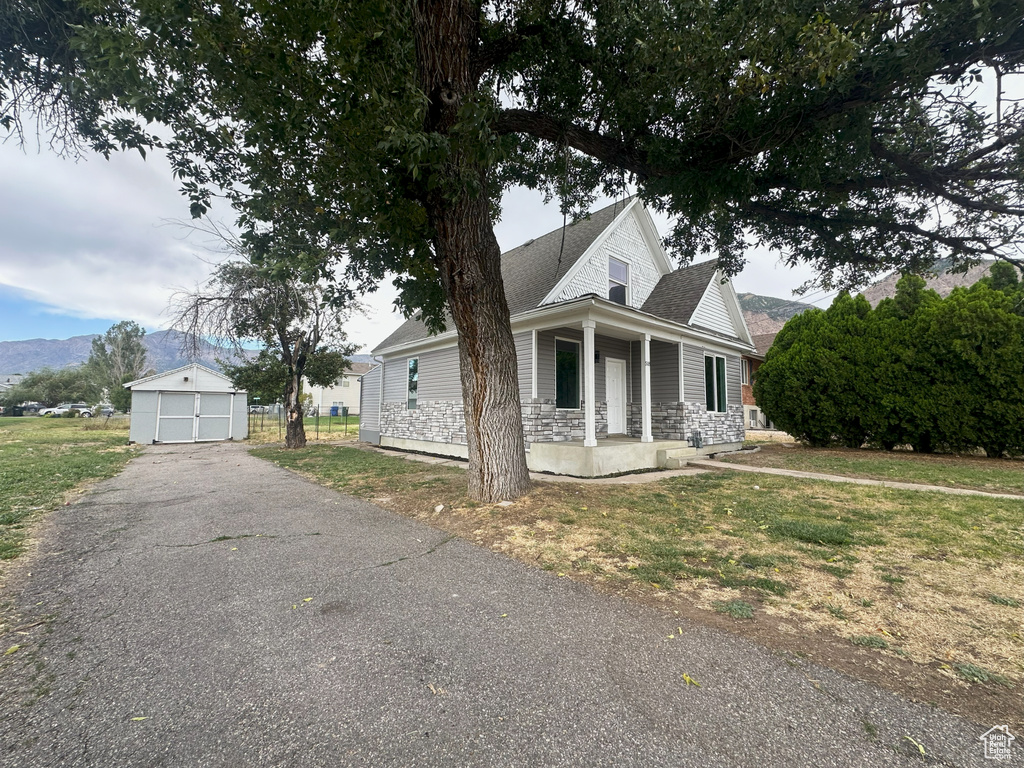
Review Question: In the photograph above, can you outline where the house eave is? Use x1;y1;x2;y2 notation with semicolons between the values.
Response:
373;295;755;358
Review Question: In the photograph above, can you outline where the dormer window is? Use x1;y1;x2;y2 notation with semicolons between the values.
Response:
608;257;628;305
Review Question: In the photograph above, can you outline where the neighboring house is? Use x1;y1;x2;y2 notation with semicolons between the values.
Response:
0;374;23;394
303;362;375;415
741;333;777;430
361;198;755;477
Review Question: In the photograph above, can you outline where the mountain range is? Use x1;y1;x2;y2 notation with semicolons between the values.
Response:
0;329;375;377
737;293;816;337
859;260;1000;307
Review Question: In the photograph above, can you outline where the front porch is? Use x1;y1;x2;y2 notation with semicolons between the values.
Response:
527;435;741;477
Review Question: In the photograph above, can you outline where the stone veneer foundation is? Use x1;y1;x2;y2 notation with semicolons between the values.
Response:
629;402;744;445
381;399;741;448
521;399;608;443
381;401;467;445
381;399;609;446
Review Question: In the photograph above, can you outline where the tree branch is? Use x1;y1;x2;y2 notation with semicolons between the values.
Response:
493;108;657;178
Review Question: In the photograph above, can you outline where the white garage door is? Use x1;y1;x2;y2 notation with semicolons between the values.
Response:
156;392;233;443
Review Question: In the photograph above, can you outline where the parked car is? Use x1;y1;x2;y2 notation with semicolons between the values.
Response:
248;405;269;413
39;403;93;417
21;402;45;414
99;406;115;417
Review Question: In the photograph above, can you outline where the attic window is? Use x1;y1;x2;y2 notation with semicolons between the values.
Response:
608;257;628;305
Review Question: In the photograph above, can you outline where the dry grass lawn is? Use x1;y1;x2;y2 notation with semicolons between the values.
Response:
251;443;1024;729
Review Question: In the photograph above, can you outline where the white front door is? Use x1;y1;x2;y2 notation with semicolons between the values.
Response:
606;358;627;434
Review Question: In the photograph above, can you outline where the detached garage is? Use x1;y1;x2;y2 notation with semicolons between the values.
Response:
125;364;248;444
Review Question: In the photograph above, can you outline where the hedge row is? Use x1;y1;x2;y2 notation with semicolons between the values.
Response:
753;264;1024;456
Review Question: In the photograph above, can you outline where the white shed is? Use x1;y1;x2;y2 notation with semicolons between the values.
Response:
124;364;248;444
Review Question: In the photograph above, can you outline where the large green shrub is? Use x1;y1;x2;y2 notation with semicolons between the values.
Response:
754;270;1024;456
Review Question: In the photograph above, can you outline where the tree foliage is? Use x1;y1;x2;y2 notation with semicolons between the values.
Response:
0;366;100;408
170;255;355;448
754;271;1024;456
4;0;1024;497
84;320;151;411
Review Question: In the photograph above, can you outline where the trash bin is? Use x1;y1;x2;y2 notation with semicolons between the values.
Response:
341;406;349;419
11;406;23;417
330;406;339;417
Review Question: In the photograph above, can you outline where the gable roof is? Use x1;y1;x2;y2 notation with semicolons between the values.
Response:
640;259;721;325
750;332;778;358
345;362;375;376
374;198;633;351
123;363;231;389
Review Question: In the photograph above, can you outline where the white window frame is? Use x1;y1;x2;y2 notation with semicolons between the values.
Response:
608;256;629;306
554;336;583;410
704;353;728;413
741;358;751;385
406;357;419;410
342;378;351;388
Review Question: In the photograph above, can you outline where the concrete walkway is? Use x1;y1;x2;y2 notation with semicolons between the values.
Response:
688;459;1024;499
0;442;990;766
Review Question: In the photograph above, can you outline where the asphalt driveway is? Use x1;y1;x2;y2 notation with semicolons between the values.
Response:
0;442;997;767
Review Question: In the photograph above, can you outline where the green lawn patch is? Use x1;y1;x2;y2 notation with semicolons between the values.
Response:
0;417;138;561
721;444;1024;495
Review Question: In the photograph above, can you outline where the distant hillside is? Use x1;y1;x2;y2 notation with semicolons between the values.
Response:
0;331;377;376
859;260;1006;306
738;293;816;336
0;330;248;375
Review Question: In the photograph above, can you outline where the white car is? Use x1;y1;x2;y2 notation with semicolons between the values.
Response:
39;403;93;417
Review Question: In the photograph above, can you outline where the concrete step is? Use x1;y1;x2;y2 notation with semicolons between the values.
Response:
657;446;697;469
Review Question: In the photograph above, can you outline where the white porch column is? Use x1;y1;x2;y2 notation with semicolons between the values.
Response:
583;320;597;447
641;333;653;442
678;341;685;402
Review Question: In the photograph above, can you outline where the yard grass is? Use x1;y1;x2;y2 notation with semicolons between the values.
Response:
253;443;1024;727
246;413;360;445
0;417;139;562
723;443;1024;495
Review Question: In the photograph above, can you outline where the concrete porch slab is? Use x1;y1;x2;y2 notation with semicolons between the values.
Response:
528;438;710;477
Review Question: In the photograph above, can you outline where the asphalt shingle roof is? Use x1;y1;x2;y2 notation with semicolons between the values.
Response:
372;202;740;353
374;199;632;351
639;259;720;326
750;332;778;357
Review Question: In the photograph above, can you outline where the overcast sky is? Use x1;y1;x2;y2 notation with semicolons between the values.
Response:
0;138;828;351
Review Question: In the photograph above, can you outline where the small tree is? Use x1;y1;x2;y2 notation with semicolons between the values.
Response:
85;321;152;412
171;258;355;448
754;293;874;447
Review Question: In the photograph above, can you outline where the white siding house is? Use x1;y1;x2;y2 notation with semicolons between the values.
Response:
367;198;755;476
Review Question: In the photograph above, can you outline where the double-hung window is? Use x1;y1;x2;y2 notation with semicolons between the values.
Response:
608;257;628;305
555;339;581;409
407;358;418;409
704;354;727;412
741;359;751;385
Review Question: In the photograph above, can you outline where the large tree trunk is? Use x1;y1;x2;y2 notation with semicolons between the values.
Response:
284;369;307;448
414;0;531;502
